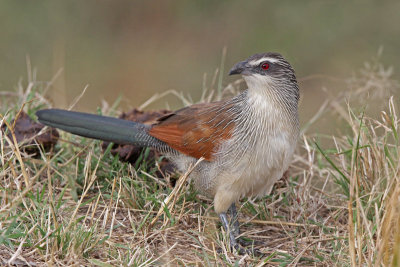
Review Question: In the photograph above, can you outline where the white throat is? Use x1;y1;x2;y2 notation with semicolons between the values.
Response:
243;74;275;94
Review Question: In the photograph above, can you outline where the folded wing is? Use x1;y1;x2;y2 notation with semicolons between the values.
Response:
149;101;236;161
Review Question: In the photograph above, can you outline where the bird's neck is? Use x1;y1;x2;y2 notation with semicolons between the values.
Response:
233;75;300;136
244;76;298;115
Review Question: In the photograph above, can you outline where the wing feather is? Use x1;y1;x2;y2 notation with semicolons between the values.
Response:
149;101;236;161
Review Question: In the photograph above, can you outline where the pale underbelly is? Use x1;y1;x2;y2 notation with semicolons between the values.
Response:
169;134;295;203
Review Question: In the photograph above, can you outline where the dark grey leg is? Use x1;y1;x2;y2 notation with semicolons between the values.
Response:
219;212;240;251
220;203;264;256
228;203;251;247
228;203;240;237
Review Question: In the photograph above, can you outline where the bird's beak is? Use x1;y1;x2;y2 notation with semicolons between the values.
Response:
229;61;247;76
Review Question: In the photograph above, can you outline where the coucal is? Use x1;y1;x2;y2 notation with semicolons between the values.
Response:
36;52;300;252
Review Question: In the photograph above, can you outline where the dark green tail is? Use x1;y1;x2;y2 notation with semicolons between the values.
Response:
36;109;166;148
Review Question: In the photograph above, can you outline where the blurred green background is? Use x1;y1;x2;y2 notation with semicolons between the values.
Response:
1;0;399;122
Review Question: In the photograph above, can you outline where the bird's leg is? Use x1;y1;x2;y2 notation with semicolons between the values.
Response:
228;203;253;247
219;212;240;251
227;203;264;255
219;210;262;256
228;203;240;237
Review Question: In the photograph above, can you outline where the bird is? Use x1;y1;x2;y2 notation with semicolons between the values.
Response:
36;52;300;253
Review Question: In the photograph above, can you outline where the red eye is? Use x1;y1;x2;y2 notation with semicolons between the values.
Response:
261;63;269;70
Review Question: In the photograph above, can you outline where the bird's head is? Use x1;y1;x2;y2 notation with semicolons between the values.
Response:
229;52;299;101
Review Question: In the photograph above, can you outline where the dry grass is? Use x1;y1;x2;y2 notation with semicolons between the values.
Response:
0;56;399;266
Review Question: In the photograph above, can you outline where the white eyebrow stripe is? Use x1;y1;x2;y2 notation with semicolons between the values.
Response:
248;57;280;66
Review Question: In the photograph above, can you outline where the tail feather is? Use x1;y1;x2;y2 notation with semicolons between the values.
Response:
36;109;166;148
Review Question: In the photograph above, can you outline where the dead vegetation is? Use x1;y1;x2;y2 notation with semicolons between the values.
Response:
0;56;399;266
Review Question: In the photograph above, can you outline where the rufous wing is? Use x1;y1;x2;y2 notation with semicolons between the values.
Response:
148;101;236;161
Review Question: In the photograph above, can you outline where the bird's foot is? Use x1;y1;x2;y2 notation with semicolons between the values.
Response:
237;237;264;247
237;239;264;256
230;237;263;256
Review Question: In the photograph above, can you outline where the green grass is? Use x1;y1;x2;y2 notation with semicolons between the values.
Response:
0;58;399;266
